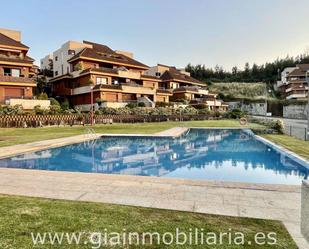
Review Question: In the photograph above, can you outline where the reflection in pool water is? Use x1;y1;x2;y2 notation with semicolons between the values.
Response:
0;129;308;185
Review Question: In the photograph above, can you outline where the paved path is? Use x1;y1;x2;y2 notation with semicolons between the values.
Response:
0;168;307;248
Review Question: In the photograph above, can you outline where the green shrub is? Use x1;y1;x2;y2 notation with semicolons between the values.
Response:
156;102;173;107
126;103;138;109
198;109;211;115
34;105;46;115
60;99;70;110
0;105;24;115
49;105;61;114
115;107;131;115
99;107;118;115
192;103;208;109
137;102;146;107
271;120;285;134
225;108;246;119
49;98;60;106
37;92;48;100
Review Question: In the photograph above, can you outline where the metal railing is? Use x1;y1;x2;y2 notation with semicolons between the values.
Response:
285;125;308;141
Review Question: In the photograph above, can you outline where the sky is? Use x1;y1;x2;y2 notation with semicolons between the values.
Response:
1;0;309;70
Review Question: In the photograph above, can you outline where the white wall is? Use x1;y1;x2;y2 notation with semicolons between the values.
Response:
52;41;91;77
40;54;53;70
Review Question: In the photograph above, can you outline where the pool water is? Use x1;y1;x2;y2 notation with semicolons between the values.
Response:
0;129;308;185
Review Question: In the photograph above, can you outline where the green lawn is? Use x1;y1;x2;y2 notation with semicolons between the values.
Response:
0;195;296;249
0;120;264;147
262;134;309;160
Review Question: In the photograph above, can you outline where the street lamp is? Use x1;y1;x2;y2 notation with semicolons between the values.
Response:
90;85;94;126
305;70;309;140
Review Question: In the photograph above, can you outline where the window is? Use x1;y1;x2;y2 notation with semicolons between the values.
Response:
55;56;58;61
11;69;21;77
96;77;107;85
55;71;58;76
68;50;75;55
155;72;161;77
3;68;21;77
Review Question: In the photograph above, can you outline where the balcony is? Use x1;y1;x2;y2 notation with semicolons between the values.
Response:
120;82;155;95
0;75;35;84
173;86;209;95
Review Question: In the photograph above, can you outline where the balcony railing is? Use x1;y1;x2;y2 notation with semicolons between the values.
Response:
5;96;33;101
0;75;34;84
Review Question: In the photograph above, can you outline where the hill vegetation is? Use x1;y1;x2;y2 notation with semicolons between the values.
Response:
209;82;270;101
186;53;309;83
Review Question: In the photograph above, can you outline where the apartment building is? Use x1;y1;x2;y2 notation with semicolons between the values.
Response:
42;40;172;110
0;28;37;105
278;64;309;100
42;40;226;111
145;64;228;111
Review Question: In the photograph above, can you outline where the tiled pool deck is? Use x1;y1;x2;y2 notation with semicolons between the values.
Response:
0;126;308;248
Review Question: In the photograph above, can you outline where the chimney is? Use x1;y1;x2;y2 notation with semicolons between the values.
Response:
115;50;133;58
0;28;21;41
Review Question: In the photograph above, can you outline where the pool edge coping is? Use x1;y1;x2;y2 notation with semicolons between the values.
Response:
0;125;308;173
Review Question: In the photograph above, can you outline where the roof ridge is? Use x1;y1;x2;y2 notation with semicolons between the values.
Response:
0;32;29;49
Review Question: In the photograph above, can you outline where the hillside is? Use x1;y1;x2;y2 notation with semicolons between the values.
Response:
208;82;271;100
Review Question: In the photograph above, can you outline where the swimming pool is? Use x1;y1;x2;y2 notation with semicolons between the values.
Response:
0;129;308;185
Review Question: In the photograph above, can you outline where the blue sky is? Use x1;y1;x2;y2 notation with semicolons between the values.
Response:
1;0;309;69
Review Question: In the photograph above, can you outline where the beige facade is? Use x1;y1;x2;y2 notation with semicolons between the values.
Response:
0;28;37;105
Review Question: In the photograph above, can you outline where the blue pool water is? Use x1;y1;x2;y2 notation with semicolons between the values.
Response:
0;129;308;185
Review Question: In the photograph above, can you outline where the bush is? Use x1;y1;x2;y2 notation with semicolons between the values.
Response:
34;105;46;115
37;92;48;100
180;106;198;115
115;107;131;115
198;109;211;115
225;108;246;119
49;98;61;107
49;105;62;114
137;102;146;107
192;103;208;110
126;103;138;109
60;99;70;111
271;120;285;134
63;109;75;115
156;102;173;107
99;107;118;115
0;105;24;115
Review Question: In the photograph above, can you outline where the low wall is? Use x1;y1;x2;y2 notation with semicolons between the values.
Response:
9;99;50;110
0;114;212;128
283;104;308;119
301;181;309;243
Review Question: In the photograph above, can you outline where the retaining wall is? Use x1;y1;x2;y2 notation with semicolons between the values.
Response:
283;104;308;119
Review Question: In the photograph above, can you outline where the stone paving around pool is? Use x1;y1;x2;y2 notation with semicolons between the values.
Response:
0;168;307;248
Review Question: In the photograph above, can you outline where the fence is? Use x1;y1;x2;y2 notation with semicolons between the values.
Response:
285;125;309;141
0;114;212;128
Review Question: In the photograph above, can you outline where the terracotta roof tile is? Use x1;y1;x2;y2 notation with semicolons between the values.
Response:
0;33;29;49
68;42;149;69
0;56;33;64
160;67;204;85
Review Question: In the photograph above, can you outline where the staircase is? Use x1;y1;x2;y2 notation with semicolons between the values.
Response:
137;96;155;107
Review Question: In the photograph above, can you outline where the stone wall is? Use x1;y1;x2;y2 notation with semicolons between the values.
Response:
9;99;50;110
301;181;309;243
227;101;267;116
283;104;308;119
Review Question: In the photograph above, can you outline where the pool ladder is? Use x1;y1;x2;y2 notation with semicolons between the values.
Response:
84;127;98;147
